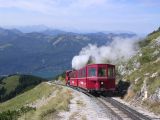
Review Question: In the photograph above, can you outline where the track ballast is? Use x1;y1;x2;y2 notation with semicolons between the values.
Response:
53;82;153;120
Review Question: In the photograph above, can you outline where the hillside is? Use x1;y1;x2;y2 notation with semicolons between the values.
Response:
0;82;72;120
0;74;46;102
117;27;160;114
0;27;136;78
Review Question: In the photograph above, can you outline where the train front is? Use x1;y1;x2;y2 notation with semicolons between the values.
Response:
87;64;116;93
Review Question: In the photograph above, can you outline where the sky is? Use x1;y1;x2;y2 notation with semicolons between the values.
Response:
0;0;160;34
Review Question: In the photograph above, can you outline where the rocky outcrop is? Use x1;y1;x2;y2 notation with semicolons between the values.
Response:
118;27;160;114
150;87;160;102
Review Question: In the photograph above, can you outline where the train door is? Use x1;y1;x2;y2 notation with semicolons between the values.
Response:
107;65;115;90
98;66;107;89
87;65;98;90
78;67;87;89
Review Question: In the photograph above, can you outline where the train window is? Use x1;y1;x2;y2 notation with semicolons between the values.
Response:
78;70;82;78
73;72;76;78
88;68;96;77
69;72;71;77
69;72;73;78
108;67;115;77
82;69;86;77
72;73;74;78
98;68;106;77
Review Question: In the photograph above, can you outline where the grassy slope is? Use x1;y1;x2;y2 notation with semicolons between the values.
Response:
125;29;160;93
0;74;46;102
20;85;72;120
0;83;53;112
119;28;160;114
0;82;72;120
3;75;20;95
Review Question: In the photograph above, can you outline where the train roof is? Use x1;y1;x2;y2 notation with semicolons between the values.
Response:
77;63;115;70
87;63;115;66
66;64;115;72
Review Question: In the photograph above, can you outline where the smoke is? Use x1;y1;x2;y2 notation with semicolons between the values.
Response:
72;37;139;70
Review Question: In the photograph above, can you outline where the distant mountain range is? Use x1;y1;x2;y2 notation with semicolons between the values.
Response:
0;27;136;78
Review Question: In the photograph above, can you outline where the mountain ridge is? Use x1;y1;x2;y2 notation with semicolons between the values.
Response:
0;27;136;78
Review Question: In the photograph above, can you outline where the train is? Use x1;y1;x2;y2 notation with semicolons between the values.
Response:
65;64;116;93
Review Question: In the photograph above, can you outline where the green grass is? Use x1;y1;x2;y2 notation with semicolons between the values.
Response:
138;43;159;65
0;106;36;120
123;28;160;94
139;28;160;47
19;85;72;120
3;75;20;95
0;83;54;112
147;30;160;41
0;74;46;102
0;83;73;120
117;28;160;114
40;89;72;120
125;60;160;94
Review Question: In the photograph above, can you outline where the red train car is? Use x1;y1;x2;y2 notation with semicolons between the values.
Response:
66;64;116;93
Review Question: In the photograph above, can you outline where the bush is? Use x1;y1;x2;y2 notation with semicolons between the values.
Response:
0;106;36;120
139;54;152;64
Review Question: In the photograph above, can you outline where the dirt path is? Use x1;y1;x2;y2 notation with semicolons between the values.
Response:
58;89;112;120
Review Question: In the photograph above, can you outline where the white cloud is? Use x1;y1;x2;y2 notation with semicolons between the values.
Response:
0;0;159;16
0;0;107;14
71;0;106;8
0;0;159;14
0;0;159;33
0;0;67;15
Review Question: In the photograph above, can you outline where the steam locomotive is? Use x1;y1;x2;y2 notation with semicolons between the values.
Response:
65;64;116;93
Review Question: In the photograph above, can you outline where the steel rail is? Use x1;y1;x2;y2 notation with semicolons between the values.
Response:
100;96;152;120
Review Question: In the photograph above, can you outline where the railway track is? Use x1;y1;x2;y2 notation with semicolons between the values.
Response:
52;82;155;120
98;96;152;120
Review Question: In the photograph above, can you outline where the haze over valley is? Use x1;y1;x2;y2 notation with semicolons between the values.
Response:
0;27;136;78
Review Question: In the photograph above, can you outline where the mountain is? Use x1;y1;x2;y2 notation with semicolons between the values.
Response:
15;25;49;33
42;29;67;36
117;27;160;114
0;27;136;78
0;27;23;41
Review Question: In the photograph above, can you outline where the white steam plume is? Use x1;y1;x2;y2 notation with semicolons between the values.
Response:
72;37;139;70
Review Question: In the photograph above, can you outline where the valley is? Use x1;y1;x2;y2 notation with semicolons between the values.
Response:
0;27;136;79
